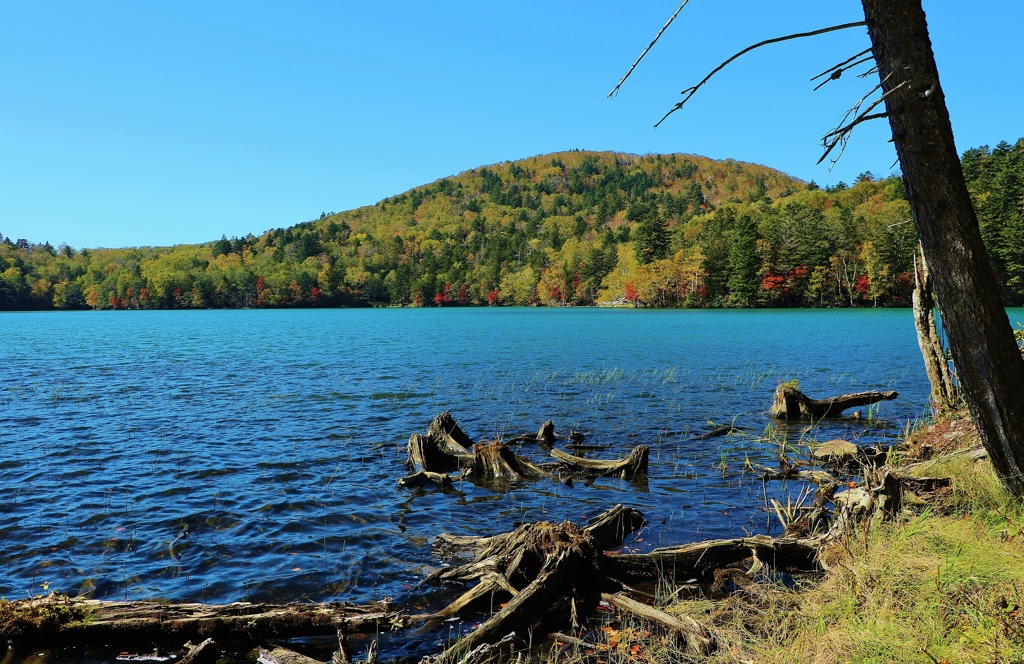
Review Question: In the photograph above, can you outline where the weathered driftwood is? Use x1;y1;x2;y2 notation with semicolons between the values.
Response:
0;595;413;648
397;470;455;488
423;632;517;664
604;534;821;585
180;638;219;664
258;646;322;664
550;445;649;479
432;505;644;562
599;592;714;655
769;383;898;420
782;481;841;538
407;413;550;483
756;459;839;487
407;412;478;474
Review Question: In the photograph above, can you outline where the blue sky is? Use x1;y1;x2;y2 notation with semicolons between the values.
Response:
1;1;1021;249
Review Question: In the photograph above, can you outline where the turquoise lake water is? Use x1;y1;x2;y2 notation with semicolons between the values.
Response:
0;308;941;616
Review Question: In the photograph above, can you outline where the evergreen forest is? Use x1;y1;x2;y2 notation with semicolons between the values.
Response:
2;139;1022;311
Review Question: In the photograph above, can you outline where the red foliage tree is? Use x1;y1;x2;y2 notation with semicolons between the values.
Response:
624;281;639;303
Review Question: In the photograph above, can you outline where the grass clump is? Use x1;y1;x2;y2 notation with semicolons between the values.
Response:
0;594;87;641
703;438;1024;663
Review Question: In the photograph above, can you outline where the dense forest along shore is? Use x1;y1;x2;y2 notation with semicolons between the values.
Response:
2;139;1022;311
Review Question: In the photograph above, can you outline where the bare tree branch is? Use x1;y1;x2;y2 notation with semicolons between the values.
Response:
811;52;875;91
654;21;868;127
608;1;691;98
810;48;872;82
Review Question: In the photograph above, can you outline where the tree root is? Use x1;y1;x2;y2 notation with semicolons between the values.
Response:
550;445;649;479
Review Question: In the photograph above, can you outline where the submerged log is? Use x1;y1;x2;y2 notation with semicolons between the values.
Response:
769;382;898;420
0;595;414;649
550;445;649;479
696;425;743;440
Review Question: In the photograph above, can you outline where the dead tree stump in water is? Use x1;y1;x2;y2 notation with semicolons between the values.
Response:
508;420;557;445
467;441;546;482
769;382;898;420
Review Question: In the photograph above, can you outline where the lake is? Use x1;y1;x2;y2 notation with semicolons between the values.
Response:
1;308;936;615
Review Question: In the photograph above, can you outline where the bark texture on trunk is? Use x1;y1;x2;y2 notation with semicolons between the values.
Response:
862;0;1024;493
912;246;956;407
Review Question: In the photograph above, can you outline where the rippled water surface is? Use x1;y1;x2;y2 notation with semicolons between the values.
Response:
1;308;932;610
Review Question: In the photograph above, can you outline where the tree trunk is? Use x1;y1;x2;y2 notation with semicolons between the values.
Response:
912;246;955;408
862;0;1024;494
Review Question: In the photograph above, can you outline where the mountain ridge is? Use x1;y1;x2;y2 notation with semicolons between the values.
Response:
2;141;1022;310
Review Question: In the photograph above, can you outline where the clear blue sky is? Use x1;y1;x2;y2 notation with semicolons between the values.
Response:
1;1;1020;249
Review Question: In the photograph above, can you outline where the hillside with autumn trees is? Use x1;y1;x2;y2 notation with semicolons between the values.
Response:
2;140;1023;311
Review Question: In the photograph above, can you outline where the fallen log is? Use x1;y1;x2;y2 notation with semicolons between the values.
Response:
599;592;714;656
604;534;821;585
550;445;649;479
0;595;415;649
769;382;898;420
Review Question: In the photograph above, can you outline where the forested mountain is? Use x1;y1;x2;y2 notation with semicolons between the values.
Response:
2;141;1023;311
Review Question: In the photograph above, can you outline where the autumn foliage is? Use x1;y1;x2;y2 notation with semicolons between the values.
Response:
2;142;1022;310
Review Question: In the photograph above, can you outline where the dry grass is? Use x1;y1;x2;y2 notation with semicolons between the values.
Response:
547;415;1024;664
